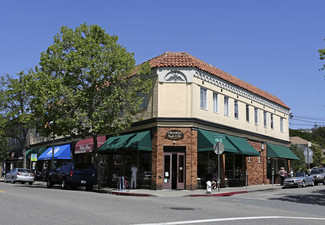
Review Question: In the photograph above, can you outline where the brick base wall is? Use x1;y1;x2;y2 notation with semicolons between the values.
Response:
151;127;197;190
246;141;267;185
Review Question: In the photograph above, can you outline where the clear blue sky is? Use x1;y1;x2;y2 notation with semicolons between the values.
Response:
1;0;325;129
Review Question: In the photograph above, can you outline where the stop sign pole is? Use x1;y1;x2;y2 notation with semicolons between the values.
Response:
214;140;224;192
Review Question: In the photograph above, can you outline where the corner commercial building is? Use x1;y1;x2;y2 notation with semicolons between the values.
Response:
27;52;298;190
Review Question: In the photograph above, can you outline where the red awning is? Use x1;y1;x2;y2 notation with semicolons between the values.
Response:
75;136;106;154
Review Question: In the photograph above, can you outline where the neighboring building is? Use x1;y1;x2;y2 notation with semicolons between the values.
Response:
28;52;298;190
290;136;325;161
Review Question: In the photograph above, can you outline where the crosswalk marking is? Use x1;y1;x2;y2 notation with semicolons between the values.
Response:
133;216;325;225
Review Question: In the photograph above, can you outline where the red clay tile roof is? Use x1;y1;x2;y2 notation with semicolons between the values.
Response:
147;52;289;109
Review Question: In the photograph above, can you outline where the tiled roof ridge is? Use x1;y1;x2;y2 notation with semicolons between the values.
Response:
146;52;289;109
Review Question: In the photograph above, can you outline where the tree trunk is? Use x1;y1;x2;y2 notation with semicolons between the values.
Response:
92;135;101;190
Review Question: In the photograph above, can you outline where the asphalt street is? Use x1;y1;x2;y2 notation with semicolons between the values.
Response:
1;181;325;225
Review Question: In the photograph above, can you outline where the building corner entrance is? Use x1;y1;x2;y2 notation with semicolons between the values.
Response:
163;146;185;189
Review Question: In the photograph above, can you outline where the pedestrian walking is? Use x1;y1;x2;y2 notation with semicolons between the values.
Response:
278;167;287;186
131;164;138;189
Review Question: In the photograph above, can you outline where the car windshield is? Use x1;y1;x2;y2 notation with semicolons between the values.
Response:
17;169;31;173
295;172;305;177
310;170;321;174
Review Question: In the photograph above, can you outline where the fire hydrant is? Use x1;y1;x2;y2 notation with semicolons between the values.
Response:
206;180;212;194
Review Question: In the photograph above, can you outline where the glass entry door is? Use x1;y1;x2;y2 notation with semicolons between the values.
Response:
163;151;185;189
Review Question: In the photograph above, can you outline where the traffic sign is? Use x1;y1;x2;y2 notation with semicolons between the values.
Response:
214;134;225;143
31;154;38;162
214;142;224;155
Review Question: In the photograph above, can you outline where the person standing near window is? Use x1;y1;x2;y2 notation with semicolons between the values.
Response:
131;164;138;189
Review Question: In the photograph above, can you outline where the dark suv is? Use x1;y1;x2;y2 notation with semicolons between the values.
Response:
47;162;97;191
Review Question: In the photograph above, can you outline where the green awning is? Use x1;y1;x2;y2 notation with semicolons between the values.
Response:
26;147;47;159
98;131;152;153
267;143;299;160
226;135;260;156
197;129;238;154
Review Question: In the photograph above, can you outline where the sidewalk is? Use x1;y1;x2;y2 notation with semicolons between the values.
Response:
101;184;283;197
0;178;282;197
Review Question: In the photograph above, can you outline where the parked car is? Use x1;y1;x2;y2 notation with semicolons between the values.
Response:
4;168;35;185
46;162;97;191
310;169;325;185
283;171;314;188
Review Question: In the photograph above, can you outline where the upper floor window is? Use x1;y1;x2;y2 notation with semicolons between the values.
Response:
200;87;207;110
270;114;274;129
280;117;284;132
213;92;218;113
263;111;268;127
254;107;259;125
234;100;239;119
224;96;229;116
246;104;249;122
139;93;149;109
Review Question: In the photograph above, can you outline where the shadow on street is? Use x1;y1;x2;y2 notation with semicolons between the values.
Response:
270;188;325;206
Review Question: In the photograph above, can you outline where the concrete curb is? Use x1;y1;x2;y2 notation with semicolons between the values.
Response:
111;191;153;197
187;190;248;197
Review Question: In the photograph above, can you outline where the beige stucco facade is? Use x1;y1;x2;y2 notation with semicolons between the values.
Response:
140;67;289;144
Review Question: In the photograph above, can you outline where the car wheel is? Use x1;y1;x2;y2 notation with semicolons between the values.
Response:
61;179;68;189
47;178;53;188
29;182;33;185
21;182;25;184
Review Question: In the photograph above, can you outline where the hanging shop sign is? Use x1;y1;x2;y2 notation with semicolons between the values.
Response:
165;130;184;140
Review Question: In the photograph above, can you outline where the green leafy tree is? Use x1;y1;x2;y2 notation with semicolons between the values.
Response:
0;118;9;163
310;145;323;167
290;145;307;172
313;127;325;148
29;24;152;188
289;129;312;142
0;72;33;167
319;43;325;78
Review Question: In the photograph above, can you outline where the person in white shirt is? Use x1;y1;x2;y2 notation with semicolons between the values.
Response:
131;165;138;189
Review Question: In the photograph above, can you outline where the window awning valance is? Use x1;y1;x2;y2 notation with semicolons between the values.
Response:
197;129;260;156
267;143;299;160
98;131;152;153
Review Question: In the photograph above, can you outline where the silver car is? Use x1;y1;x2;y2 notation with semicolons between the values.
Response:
4;168;35;185
283;172;314;188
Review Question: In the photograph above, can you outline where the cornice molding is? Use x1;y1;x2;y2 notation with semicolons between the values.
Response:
193;69;290;115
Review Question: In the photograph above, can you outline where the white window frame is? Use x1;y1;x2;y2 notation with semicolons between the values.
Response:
254;107;259;125
213;92;218;113
263;111;268;127
224;96;229;116
234;100;239;119
200;87;207;110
